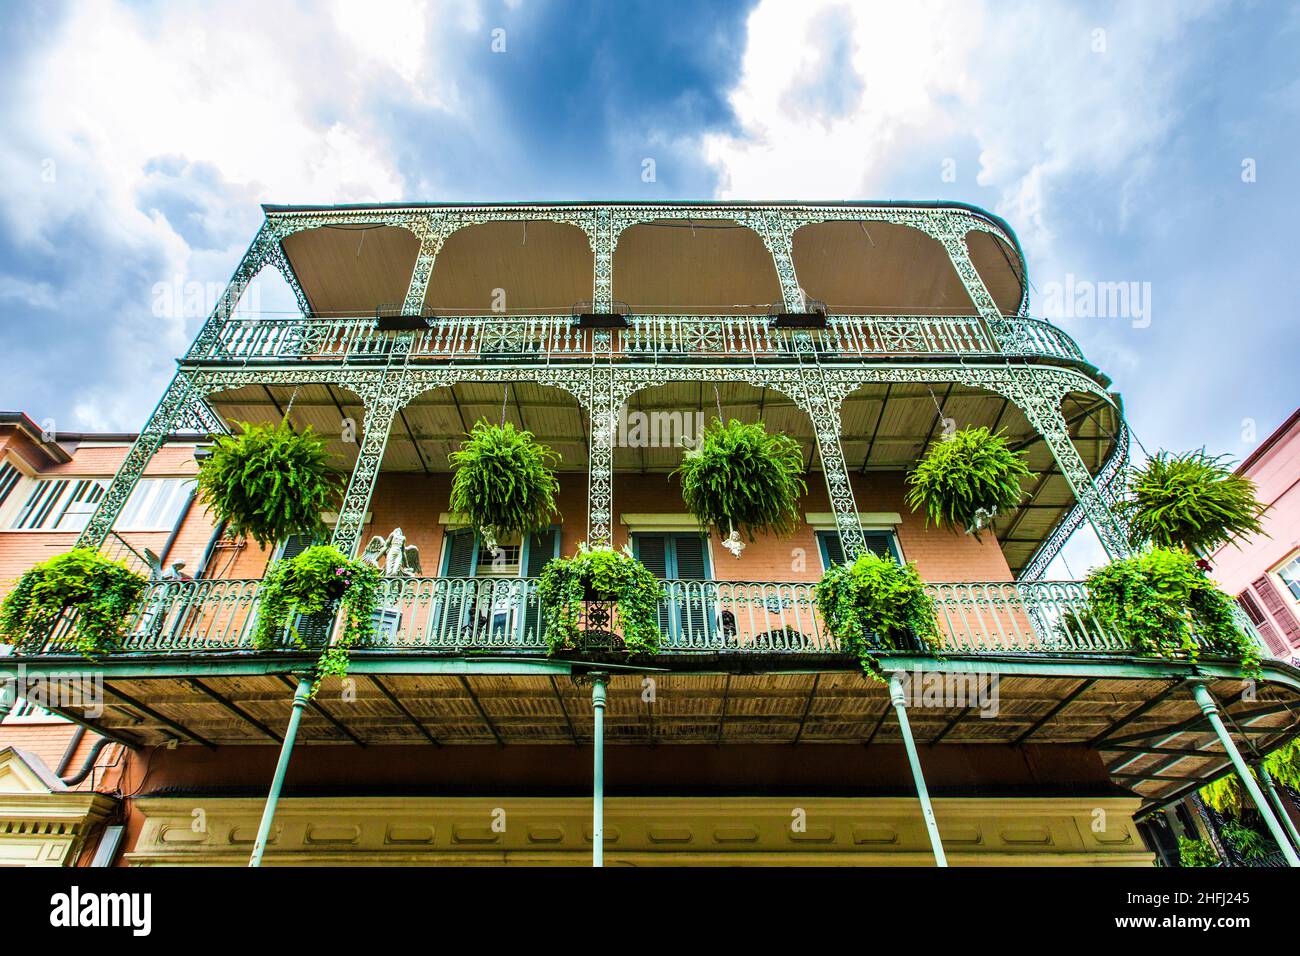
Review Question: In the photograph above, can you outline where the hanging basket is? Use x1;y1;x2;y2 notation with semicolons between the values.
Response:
535;544;664;656
1116;450;1266;553
905;426;1033;538
672;418;806;543
194;419;341;549
448;419;561;545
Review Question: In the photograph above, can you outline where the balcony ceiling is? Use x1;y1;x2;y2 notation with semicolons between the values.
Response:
205;381;1118;577
275;204;1028;319
35;667;1299;808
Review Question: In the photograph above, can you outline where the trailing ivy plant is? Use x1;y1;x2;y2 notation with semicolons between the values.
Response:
905;426;1033;538
535;544;664;655
1177;836;1219;867
814;552;941;677
195;420;341;549
1083;547;1259;675
448;419;560;550
252;544;382;695
1201;738;1300;818
673;418;807;541
1220;820;1277;863
1117;450;1267;554
0;548;146;656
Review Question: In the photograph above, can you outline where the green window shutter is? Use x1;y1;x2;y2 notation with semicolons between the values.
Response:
817;531;846;569
671;533;710;641
522;528;560;643
441;529;478;576
633;534;669;577
671;534;709;579
278;533;316;561
437;529;479;640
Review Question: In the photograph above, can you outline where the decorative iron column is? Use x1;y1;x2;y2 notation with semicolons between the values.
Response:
400;213;454;317
76;371;224;549
249;677;312;868
796;366;867;561
749;210;805;313
331;369;408;558
889;671;948;866
932;218;1021;354
584;367;618;547
1191;683;1300;867
1005;371;1131;561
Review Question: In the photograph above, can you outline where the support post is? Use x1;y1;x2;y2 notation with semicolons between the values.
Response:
797;367;867;561
591;672;608;867
249;677;312;868
331;372;406;558
889;672;948;867
1257;761;1300;856
1191;683;1300;867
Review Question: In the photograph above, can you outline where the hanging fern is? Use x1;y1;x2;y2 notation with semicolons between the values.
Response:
672;418;807;540
448;420;560;547
1083;547;1259;675
1118;450;1267;554
252;544;382;696
813;552;942;678
535;544;664;655
195;420;341;549
0;548;146;656
905;426;1033;538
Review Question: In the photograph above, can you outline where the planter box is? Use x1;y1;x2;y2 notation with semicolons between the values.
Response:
376;313;431;331
769;312;828;330
575;313;630;329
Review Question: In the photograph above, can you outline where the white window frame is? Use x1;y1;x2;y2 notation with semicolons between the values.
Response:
113;477;193;532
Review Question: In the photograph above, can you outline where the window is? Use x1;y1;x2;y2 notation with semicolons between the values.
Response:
631;532;712;640
1278;555;1300;603
816;529;901;570
0;462;19;508
114;478;192;531
9;478;107;531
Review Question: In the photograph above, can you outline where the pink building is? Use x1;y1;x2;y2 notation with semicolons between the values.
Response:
1211;409;1300;660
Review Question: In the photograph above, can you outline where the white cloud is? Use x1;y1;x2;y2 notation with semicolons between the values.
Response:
0;0;481;430
704;0;1222;257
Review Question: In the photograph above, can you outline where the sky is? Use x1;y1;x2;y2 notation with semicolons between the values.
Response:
0;0;1296;572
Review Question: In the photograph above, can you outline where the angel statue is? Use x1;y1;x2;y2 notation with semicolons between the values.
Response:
360;527;423;577
142;548;187;582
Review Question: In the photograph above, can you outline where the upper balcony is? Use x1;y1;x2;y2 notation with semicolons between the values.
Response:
183;201;1098;377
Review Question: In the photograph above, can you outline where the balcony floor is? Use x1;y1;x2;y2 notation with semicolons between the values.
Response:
12;652;1299;811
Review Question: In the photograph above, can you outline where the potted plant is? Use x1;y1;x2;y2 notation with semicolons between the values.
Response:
905;426;1033;537
448;419;560;554
535;544;664;655
813;552;941;675
1082;547;1258;674
253;544;382;694
195;419;341;549
673;418;806;557
1117;450;1267;553
0;548;147;656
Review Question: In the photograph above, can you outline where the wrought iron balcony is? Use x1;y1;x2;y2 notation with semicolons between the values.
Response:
185;312;1087;367
10;576;1257;661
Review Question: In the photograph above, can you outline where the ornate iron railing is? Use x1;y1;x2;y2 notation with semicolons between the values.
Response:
14;576;1262;660
187;313;1086;366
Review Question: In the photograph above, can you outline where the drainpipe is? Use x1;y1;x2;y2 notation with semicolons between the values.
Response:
195;520;228;579
156;489;196;571
1191;683;1300;867
60;737;112;787
1256;761;1300;856
889;671;948;867
591;672;608;868
249;677;313;868
56;726;87;776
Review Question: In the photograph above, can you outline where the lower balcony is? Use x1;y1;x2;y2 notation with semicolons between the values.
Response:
16;575;1223;659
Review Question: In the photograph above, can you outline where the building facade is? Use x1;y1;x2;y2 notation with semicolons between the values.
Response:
1211;409;1300;661
1;201;1297;867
